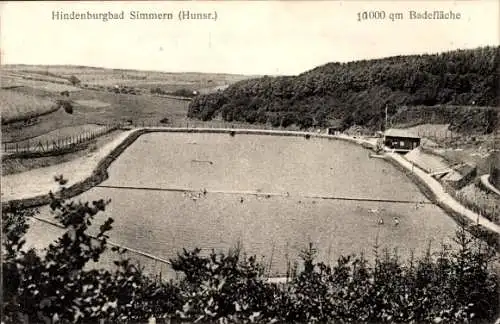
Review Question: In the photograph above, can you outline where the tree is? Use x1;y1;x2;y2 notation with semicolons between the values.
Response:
69;75;81;86
297;115;314;130
187;46;499;134
3;179;498;323
57;99;74;114
280;113;297;128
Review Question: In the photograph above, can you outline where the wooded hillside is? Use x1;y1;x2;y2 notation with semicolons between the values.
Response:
188;46;499;132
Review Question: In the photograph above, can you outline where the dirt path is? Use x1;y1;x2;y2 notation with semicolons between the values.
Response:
1;130;135;201
388;153;500;234
480;174;500;197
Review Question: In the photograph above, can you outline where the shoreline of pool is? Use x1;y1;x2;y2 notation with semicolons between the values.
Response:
1;127;374;210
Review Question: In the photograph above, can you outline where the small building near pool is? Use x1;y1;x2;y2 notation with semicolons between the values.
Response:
327;126;343;135
383;128;421;153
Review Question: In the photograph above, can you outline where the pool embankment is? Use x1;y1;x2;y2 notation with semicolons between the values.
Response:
2;128;144;212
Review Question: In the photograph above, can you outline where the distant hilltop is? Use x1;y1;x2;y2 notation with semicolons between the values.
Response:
188;46;499;134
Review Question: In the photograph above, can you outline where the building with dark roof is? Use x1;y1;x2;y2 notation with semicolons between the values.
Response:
383;129;421;153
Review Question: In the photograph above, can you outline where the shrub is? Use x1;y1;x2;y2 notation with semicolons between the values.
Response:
151;87;166;95
68;75;81;86
281;113;297;128
170;88;196;98
57;99;74;114
3;181;499;323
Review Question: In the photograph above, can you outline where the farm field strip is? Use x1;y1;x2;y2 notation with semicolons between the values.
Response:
0;89;57;123
1;76;80;92
2;124;109;144
73;99;111;108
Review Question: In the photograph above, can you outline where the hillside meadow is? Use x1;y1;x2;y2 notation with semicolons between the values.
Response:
1;87;189;142
0;89;58;124
2;65;255;94
1;65;255;146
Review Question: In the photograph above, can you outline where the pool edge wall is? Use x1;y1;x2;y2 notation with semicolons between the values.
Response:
1;128;371;212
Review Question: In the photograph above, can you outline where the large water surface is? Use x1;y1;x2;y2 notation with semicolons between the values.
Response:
27;133;459;276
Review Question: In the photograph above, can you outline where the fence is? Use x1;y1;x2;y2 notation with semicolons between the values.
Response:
29;214;180;283
389;106;500;125
416;129;458;142
119;119;327;134
417;128;500;151
2;124;119;155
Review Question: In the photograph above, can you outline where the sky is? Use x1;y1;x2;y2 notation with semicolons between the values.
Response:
1;1;499;76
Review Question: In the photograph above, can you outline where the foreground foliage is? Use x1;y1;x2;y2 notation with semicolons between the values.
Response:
2;186;499;323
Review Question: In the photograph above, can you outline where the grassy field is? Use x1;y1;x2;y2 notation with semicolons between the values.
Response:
2;65;255;93
2;70;71;84
73;99;111;108
1;87;189;142
455;182;500;225
0;65;255;176
5;124;109;145
0;89;59;124
1;65;254;145
2;130;124;176
1;72;80;92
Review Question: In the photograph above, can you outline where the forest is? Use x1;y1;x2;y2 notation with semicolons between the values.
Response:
188;46;499;132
